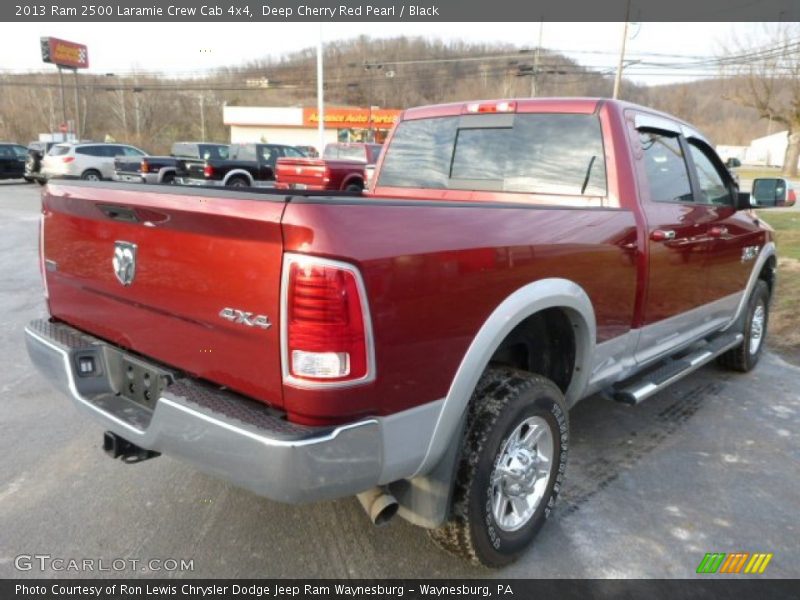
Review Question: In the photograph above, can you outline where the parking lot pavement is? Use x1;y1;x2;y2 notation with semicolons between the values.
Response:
0;182;798;578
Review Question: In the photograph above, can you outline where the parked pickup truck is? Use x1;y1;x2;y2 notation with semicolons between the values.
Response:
113;142;230;185
275;142;383;192
176;142;307;187
26;98;782;568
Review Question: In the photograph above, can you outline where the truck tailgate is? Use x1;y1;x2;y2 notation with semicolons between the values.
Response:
275;157;328;188
42;182;287;408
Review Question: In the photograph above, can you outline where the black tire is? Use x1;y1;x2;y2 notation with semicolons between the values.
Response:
161;172;176;185
81;170;102;181
428;368;569;567
345;181;363;192
226;176;249;188
717;280;770;372
36;178;47;186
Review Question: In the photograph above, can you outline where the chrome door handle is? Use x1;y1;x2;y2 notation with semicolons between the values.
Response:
650;229;676;242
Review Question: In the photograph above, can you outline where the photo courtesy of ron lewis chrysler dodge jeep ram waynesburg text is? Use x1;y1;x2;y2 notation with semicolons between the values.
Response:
25;98;785;567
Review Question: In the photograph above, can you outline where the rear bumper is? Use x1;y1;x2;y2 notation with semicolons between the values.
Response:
24;319;383;504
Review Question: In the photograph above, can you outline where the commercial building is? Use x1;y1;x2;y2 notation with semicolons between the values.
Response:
223;105;402;151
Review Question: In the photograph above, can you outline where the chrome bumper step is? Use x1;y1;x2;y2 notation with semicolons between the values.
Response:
611;332;744;405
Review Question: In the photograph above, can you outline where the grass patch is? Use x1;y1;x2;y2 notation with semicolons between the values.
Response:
757;211;800;357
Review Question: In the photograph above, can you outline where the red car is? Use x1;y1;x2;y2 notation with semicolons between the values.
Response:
26;98;782;567
275;142;382;192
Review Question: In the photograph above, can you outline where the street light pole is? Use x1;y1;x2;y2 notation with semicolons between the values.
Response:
57;66;67;138
73;68;81;139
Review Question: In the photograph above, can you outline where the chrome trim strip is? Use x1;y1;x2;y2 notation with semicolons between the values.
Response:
279;252;377;389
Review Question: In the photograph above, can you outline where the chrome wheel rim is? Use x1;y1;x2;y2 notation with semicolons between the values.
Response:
490;416;553;532
749;303;765;355
85;173;99;181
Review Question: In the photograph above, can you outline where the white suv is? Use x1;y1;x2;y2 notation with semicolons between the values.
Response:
41;143;147;182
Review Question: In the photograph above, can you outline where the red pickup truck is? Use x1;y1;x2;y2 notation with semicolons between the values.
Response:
26;98;781;567
275;142;382;192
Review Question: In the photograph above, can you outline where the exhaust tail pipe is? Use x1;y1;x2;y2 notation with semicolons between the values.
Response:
356;487;399;526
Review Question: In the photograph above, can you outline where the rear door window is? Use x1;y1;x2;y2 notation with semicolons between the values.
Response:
378;113;607;196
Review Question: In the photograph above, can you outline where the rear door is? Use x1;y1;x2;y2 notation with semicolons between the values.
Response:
631;117;717;363
43;183;288;407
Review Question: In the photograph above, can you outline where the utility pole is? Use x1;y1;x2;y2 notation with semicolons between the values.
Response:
531;20;543;97
199;94;206;140
316;23;325;152
612;0;631;100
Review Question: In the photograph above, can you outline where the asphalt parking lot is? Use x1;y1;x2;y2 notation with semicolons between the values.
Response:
0;180;798;579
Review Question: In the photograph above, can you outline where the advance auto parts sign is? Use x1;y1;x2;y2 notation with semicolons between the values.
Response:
41;37;89;69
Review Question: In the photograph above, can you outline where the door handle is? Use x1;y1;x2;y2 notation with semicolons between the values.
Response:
709;226;728;238
650;229;676;242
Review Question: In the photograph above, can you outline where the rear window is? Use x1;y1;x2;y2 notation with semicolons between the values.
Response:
378;113;607;196
49;145;71;156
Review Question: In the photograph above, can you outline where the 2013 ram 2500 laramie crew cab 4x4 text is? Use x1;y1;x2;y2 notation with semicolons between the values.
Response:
26;98;781;567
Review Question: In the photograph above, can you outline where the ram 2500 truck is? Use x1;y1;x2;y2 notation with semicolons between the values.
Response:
26;98;781;567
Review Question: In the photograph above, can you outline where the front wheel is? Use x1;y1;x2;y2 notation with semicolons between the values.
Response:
717;280;770;372
428;368;568;567
81;170;102;181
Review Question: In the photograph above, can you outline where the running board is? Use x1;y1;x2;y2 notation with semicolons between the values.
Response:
611;333;744;405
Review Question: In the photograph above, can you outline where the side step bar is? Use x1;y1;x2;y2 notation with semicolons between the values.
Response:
612;332;744;405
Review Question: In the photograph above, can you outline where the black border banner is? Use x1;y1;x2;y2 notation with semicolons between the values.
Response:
4;0;800;22
4;579;800;600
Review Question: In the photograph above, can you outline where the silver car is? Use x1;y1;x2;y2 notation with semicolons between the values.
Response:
41;143;147;182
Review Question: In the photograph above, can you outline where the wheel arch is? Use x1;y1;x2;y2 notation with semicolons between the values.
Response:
222;169;254;186
413;278;596;478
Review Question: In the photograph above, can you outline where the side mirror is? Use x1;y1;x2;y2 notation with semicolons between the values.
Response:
751;177;795;208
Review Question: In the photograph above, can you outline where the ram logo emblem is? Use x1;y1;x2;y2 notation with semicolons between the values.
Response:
112;241;137;286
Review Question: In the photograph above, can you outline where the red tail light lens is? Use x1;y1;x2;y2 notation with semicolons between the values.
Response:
140;159;149;173
62;156;75;163
203;163;214;178
282;255;373;385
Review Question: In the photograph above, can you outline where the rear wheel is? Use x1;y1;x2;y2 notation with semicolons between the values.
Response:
81;170;102;181
428;368;568;567
345;181;364;192
717;280;770;372
161;172;176;185
226;176;249;188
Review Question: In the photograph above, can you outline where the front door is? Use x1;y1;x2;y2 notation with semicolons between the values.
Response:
631;121;717;364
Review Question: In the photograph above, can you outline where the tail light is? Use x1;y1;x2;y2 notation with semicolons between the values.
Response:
62;156;75;163
281;254;374;386
203;163;214;178
140;159;149;173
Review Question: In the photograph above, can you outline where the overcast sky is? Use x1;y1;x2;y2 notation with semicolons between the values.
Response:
0;22;767;85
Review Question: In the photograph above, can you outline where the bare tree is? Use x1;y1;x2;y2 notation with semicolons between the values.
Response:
722;24;800;177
